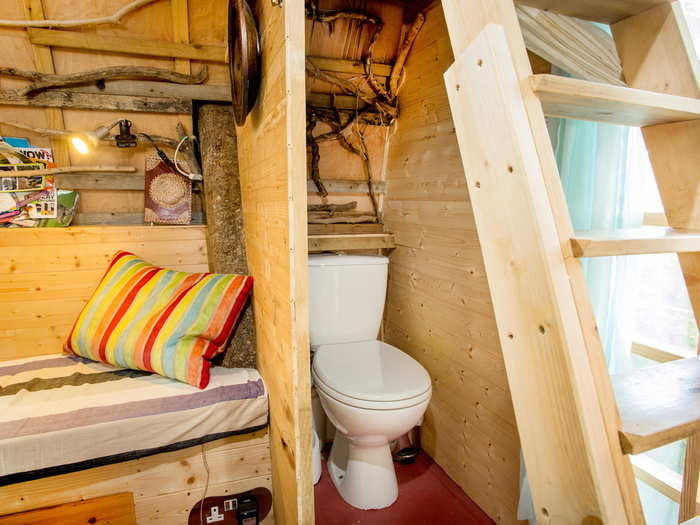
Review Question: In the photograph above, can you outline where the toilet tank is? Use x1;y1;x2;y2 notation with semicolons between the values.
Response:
308;254;389;346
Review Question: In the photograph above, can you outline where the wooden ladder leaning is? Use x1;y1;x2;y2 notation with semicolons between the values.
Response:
441;1;700;523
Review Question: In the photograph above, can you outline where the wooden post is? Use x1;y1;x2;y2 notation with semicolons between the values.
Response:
198;104;256;369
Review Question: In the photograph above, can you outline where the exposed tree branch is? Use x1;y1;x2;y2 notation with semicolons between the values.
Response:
306;109;327;197
305;3;382;27
308;214;377;224
0;0;161;28
308;201;358;213
305;59;397;119
0;65;208;96
389;13;426;99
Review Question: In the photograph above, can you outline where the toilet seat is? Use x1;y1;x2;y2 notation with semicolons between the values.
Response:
313;371;431;410
312;340;431;410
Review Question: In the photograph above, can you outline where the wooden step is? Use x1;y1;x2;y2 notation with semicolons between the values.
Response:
612;356;700;454
516;0;670;23
530;74;700;126
631;338;696;363
308;233;395;252
571;227;700;257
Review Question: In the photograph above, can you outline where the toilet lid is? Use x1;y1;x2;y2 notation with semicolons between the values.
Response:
312;340;431;402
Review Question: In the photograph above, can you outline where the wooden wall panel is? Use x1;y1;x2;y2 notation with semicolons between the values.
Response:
0;0;229;220
382;5;521;524
0;225;208;362
0;431;272;524
235;1;313;524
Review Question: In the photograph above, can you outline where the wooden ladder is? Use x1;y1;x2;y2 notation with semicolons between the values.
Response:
441;1;700;523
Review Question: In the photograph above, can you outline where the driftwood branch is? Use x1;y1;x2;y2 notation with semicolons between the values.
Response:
308;215;377;224
305;2;382;27
0;166;136;177
305;59;397;119
308;201;358;213
0;0;160;28
0;66;208;96
389;13;426;99
306;110;327;197
304;6;427;225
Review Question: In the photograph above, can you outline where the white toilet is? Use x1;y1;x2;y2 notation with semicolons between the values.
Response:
309;254;432;510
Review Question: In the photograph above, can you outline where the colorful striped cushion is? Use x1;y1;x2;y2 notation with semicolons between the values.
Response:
64;251;253;388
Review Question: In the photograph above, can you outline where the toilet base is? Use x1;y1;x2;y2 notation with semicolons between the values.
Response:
328;433;398;510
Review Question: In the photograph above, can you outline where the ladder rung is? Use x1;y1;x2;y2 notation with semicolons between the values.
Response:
308;233;395;252
631;339;696;363
571;227;700;257
530;74;700;126
516;0;671;23
613;356;700;455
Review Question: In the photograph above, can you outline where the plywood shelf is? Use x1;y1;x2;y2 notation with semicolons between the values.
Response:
613;356;700;454
308;233;395;252
531;74;700;126
571;227;700;257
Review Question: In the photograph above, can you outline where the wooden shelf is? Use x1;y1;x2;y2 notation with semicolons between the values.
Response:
516;0;670;23
613;356;700;454
530;74;700;126
571;227;700;257
308;233;395;252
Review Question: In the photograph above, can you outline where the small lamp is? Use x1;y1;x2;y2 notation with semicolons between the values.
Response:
69;119;137;154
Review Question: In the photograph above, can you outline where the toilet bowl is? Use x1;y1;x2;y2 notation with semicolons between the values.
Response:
312;339;431;510
308;254;432;509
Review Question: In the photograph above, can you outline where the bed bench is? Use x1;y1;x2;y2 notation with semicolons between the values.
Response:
0;226;271;524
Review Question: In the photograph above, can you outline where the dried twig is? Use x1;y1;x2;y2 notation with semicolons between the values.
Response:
0;120;65;136
0;166;136;177
0;66;208;96
354;129;380;220
0;0;161;28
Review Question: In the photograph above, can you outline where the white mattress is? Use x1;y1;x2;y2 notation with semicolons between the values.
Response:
0;354;268;484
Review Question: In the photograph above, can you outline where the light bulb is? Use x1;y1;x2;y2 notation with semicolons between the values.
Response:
70;135;91;155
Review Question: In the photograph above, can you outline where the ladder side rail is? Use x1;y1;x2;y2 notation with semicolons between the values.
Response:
441;1;645;522
442;15;642;525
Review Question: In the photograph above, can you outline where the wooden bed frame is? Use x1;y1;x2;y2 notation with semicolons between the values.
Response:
0;225;273;523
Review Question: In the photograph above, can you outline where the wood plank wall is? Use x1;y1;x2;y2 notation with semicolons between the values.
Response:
382;4;522;523
0;0;229;221
0;225;209;362
0;431;272;524
235;1;313;524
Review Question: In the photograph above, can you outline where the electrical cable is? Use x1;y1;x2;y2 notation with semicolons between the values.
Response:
174;135;197;179
199;444;211;525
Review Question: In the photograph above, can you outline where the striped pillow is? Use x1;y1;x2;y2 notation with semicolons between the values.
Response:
64;251;253;388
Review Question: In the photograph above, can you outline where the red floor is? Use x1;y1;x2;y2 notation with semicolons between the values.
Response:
314;451;496;524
